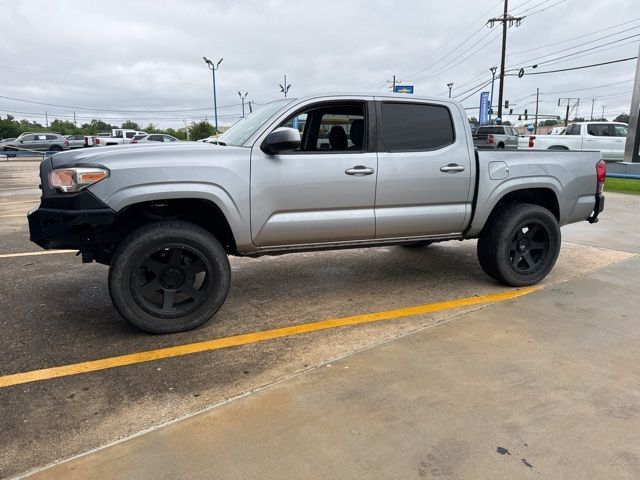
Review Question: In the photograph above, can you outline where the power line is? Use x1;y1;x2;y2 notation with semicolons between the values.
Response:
508;17;640;56
518;56;638;75
523;0;567;17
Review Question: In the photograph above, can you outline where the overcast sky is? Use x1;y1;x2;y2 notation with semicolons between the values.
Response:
0;0;638;129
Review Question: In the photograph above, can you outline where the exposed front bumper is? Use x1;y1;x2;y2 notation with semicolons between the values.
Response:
588;194;605;224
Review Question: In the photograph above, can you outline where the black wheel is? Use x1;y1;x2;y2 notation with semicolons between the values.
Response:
477;203;560;286
108;221;230;333
49;145;63;152
402;240;433;248
497;143;505;149
3;147;17;158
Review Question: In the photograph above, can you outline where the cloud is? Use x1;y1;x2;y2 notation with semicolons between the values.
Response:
0;0;636;127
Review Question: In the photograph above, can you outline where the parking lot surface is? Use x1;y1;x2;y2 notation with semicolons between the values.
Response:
1;160;638;478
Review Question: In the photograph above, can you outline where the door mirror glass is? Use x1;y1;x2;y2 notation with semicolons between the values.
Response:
262;127;301;154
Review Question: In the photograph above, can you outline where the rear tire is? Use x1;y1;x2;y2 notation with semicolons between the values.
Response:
477;203;560;286
49;145;63;152
108;221;231;333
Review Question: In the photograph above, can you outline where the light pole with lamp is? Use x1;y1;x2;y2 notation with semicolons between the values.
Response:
203;56;223;132
447;82;454;98
489;66;497;124
279;74;291;97
238;91;248;118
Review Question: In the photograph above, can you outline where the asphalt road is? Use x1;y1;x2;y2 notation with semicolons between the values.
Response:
0;160;634;478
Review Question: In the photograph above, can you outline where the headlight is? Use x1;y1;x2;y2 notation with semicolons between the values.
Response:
49;167;109;193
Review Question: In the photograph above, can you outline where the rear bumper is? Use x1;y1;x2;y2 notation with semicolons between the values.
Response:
588;194;605;224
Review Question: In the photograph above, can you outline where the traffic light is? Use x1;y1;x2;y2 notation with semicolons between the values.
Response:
509;109;513;115
524;109;528;120
518;115;522;120
505;100;510;109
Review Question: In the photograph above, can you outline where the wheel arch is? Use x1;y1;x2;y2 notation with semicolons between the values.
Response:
467;183;561;237
114;198;239;255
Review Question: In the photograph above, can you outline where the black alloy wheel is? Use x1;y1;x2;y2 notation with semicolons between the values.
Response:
132;244;214;318
507;221;550;275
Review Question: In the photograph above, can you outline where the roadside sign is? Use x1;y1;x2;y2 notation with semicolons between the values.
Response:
479;91;490;125
394;85;414;94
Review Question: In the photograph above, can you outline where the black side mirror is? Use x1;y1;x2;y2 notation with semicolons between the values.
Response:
262;127;301;155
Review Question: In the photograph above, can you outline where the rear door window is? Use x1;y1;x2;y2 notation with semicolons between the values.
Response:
587;124;610;136
613;125;628;137
381;103;455;152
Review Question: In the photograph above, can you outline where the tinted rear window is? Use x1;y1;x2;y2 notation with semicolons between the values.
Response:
381;103;454;152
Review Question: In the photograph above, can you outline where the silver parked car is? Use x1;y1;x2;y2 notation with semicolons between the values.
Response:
1;132;69;155
130;134;180;144
65;135;87;149
473;125;519;149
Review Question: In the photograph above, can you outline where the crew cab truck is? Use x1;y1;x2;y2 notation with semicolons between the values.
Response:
520;121;628;161
28;93;606;333
93;128;147;146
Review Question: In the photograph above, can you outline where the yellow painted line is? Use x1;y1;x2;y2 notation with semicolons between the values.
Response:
0;250;76;259
0;287;539;388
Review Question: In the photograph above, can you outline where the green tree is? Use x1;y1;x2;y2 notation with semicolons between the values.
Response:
145;123;159;133
121;120;141;130
540;119;558;127
165;127;188;140
81;119;116;135
50;119;79;135
189;121;215;141
468;116;479;125
614;113;630;124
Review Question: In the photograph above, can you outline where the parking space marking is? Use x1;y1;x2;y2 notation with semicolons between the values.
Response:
0;214;26;218
0;250;76;259
0;199;38;206
0;286;538;388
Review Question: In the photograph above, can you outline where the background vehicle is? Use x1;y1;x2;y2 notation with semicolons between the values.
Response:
130;134;180;144
1;132;69;154
197;134;220;143
94;129;147;146
473;125;519;149
29;93;605;334
65;134;88;149
521;121;628;161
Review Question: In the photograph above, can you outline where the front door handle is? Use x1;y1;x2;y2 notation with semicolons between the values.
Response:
440;164;465;173
345;165;375;176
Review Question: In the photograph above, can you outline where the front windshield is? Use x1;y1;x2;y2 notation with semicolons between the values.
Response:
218;98;294;147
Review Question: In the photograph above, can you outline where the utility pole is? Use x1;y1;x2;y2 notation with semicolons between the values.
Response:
73;111;77;128
238;91;248;117
447;82;454;98
624;43;640;163
203;56;223;133
489;67;497;123
488;0;524;120
386;75;401;92
279;75;291;97
558;98;580;126
602;105;606;121
534;88;539;134
45;111;48;128
590;98;595;121
182;119;190;140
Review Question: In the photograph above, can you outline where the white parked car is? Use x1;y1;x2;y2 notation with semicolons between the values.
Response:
198;134;220;143
93;129;147;146
520;122;628;161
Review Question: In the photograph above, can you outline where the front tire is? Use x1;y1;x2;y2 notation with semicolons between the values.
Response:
108;221;230;333
477;203;560;286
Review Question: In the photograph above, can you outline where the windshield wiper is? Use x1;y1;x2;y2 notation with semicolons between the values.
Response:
213;141;227;146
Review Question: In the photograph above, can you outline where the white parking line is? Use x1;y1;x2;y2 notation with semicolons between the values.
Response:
0;250;76;259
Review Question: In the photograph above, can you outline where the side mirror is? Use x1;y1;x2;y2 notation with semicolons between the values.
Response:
19;140;23;143
262;127;301;155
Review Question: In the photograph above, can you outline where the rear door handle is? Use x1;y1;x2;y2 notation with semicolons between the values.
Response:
345;165;375;176
440;164;465;173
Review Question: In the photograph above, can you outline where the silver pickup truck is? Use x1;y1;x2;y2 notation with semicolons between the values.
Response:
28;93;606;333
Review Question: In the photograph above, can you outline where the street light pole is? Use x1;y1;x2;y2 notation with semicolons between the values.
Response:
203;56;223;133
447;82;454;98
279;74;291;97
602;105;606;121
489;67;497;123
238;91;248;118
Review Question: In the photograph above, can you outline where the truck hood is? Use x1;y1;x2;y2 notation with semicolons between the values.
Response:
50;142;246;169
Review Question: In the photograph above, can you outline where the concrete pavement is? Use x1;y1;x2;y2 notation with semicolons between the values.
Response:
22;198;640;479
